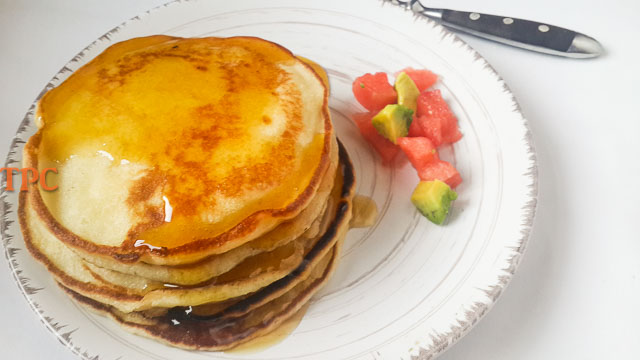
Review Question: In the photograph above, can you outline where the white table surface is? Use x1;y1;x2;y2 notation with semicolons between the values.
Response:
1;0;639;359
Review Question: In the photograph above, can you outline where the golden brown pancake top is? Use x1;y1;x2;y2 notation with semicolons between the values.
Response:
32;36;331;255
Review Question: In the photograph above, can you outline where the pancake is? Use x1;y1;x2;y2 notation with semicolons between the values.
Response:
18;34;368;351
20;142;354;313
134;143;354;320
66;136;339;286
60;238;343;351
25;35;333;265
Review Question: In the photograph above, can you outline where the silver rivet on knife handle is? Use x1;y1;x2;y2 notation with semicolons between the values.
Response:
386;0;604;59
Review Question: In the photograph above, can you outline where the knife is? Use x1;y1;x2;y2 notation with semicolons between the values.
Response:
387;0;604;58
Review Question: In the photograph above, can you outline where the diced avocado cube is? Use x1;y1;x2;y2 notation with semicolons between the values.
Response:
411;180;458;225
394;72;420;113
371;104;413;144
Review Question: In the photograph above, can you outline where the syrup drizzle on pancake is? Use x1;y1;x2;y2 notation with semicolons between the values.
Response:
35;36;328;250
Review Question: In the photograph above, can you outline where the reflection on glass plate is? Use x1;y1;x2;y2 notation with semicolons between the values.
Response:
0;0;536;359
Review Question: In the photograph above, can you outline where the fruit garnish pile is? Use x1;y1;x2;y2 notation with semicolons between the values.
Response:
351;68;461;224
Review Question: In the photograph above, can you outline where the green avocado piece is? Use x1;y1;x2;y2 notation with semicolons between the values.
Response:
371;104;413;144
394;72;420;112
411;180;458;225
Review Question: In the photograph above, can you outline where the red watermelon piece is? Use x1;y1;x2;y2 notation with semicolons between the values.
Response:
397;137;439;171
443;124;463;144
352;73;397;112
352;112;400;163
413;115;443;147
417;90;462;144
397;67;438;92
408;115;425;137
417;160;462;188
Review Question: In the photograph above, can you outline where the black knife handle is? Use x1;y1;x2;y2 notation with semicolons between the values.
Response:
439;10;576;53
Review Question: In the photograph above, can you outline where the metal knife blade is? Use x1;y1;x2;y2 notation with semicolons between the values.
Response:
388;0;604;58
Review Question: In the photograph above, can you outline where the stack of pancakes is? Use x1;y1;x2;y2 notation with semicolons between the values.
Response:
19;36;358;350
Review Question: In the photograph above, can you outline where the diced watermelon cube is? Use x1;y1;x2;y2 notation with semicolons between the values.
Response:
443;124;463;144
417;90;462;145
352;73;397;112
408;115;425;137
352;112;400;163
396;67;438;92
397;137;439;171
413;115;443;147
417;160;462;189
